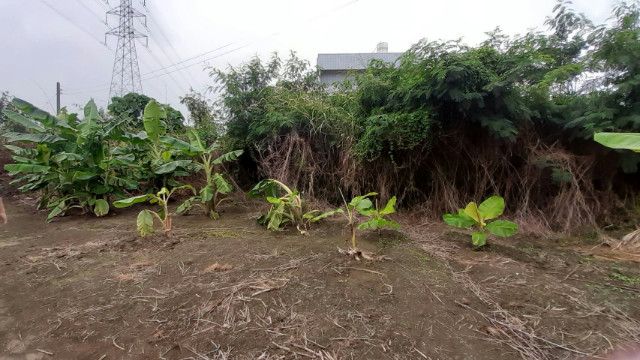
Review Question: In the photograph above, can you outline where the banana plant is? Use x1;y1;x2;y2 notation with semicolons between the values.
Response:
248;179;342;233
2;98;140;222
338;192;400;250
113;185;195;236
154;129;243;219
443;196;518;247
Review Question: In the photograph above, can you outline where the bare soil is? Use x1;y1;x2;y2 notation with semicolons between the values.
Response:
0;197;639;360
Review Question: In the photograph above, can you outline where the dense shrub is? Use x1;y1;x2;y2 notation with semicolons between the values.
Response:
206;1;640;232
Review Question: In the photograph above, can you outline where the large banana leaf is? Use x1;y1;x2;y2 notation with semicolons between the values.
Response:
142;100;166;142
78;99;101;138
3;132;65;144
4;164;50;173
154;160;194;174
212;173;232;194
213;150;243;164
12;98;57;127
2;110;46;132
160;136;202;155
5;145;37;156
594;132;640;152
113;194;153;208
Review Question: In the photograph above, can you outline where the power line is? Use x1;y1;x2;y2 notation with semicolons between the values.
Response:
71;0;362;90
146;10;200;85
74;0;108;26
143;45;188;95
140;0;362;81
39;0;109;47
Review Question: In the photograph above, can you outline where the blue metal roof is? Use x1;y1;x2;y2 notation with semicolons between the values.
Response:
317;52;403;70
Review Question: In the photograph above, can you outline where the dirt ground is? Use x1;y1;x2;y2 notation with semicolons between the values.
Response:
0;197;639;360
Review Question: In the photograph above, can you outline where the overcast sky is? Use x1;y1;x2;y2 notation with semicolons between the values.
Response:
0;0;616;120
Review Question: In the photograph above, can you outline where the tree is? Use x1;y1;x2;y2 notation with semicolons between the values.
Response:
180;90;218;142
108;92;185;131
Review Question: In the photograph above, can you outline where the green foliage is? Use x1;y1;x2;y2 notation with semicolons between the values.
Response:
594;132;640;152
180;90;218;143
114;185;194;236
356;196;401;231
108;92;184;132
2;98;144;221
336;192;401;250
160;129;243;219
0;92;24;133
248;179;341;233
443;196;518;246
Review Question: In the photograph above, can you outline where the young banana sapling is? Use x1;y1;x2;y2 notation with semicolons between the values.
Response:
248;179;342;234
113;185;195;237
443;196;518;247
338;191;400;257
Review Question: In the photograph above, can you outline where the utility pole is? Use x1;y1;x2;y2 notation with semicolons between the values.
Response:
105;0;148;101
56;82;61;114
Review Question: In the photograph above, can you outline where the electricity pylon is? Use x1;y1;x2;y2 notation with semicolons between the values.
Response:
106;0;148;100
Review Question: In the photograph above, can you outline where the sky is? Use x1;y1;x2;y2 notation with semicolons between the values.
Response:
0;0;616;121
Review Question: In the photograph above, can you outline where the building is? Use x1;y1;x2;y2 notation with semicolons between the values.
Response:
317;42;403;86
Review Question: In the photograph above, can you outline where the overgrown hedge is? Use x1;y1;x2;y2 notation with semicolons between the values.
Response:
209;1;640;232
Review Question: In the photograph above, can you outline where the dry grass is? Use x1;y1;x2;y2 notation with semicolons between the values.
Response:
202;263;233;273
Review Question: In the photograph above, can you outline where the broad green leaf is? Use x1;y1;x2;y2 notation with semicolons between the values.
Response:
137;210;155;236
154;160;193;174
357;218;400;230
463;202;482;224
357;219;378;230
348;192;377;209
12;98;57;126
4;164;50;173
161;151;172;163
187;129;206;153
2;110;46;132
201;185;214;202
170;184;197;196
267;204;285;230
478;196;504;220
472;231;487;246
266;196;283;204
594;132;640;152
212;173;232;194
311;208;344;222
5;145;37;156
486;220;518;237
52;152;84;163
160;136;202;155
3;132;65;144
379;196;397;215
79;99;101;138
248;179;281;199
213;149;243;164
94;199;109;217
443;213;475;228
176;198;193;214
113;194;152;208
91;184;111;195
46;201;66;223
383;219;401;230
142;100;166;142
73;171;97;180
354;198;374;215
36;144;51;165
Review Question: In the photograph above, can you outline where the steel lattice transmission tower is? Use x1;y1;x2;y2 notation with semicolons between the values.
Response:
105;0;148;100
